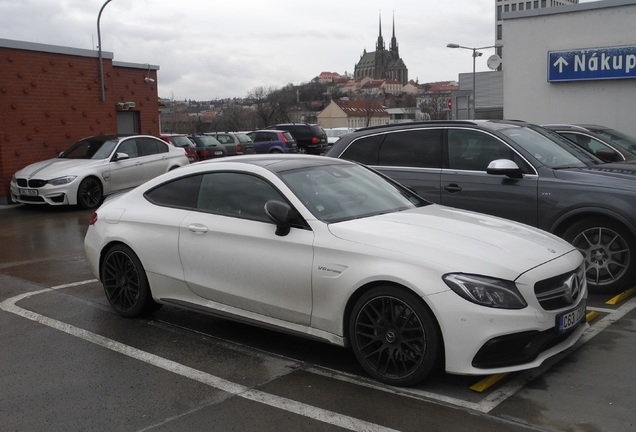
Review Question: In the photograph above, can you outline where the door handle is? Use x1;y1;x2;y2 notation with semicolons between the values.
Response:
187;224;208;233
444;183;463;193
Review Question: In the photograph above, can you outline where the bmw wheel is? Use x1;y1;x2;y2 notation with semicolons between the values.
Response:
349;286;441;386
77;177;103;209
563;218;636;293
101;244;160;317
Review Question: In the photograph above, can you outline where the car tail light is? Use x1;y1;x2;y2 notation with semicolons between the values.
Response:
200;150;211;158
281;134;288;144
311;137;318;144
237;144;243;154
89;213;98;225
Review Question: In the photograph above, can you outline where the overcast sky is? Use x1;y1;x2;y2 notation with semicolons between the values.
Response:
0;0;596;100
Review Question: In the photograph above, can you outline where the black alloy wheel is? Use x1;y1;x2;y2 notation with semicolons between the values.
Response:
77;177;103;209
349;286;440;386
101;244;160;317
564;218;636;293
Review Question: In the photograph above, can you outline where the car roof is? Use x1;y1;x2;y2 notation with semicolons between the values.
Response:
197;154;353;173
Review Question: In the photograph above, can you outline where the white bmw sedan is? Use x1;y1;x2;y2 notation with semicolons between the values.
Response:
10;134;189;209
84;154;588;386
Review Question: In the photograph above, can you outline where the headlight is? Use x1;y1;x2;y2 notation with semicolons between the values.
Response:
48;175;77;186
443;273;527;309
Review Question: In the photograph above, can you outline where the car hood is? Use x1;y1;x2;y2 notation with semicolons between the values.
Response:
15;158;107;179
327;204;575;280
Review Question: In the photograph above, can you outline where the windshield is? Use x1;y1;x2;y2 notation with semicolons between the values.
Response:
590;128;636;155
278;163;427;223
500;126;598;169
60;138;117;160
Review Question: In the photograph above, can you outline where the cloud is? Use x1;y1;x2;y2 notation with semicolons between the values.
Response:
1;0;515;99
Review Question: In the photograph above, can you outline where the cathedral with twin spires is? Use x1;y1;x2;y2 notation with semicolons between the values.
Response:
354;14;409;86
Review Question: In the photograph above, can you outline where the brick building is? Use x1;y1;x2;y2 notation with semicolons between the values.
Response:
0;38;160;204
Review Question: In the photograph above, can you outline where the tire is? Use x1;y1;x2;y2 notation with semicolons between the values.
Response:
101;244;161;317
77;177;103;209
297;146;307;154
349;286;441;386
563;217;636;293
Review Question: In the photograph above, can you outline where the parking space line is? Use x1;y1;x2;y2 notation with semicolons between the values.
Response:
0;283;399;432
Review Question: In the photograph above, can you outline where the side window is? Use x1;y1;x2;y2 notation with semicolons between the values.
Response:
138;138;167;156
216;134;231;144
144;174;201;208
340;134;383;165
197;172;286;222
116;139;139;158
563;133;609;154
447;129;522;172
378;129;442;168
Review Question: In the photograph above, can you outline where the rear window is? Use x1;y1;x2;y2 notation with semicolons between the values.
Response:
169;136;194;148
310;125;326;136
282;132;295;142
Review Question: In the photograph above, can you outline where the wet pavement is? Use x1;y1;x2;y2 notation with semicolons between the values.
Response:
1;203;635;432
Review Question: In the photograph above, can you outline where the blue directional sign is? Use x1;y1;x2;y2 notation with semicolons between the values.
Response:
548;45;636;82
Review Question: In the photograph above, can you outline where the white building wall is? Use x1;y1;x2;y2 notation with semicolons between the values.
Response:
503;0;636;136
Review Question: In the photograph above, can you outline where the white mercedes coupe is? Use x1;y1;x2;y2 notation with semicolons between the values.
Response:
11;134;189;209
84;154;588;386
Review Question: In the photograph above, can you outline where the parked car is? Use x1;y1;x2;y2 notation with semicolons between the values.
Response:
544;124;636;163
246;130;298;153
205;132;255;156
325;127;355;145
10;134;189;209
326;119;636;294
159;133;200;163
188;135;227;160
85;154;587;387
265;123;329;154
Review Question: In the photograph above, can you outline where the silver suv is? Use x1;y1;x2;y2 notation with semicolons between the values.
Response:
326;119;636;294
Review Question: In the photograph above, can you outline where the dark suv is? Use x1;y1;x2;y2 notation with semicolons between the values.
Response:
326;119;636;294
265;123;328;154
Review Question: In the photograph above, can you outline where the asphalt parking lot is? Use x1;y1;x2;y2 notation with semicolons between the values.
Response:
1;204;635;432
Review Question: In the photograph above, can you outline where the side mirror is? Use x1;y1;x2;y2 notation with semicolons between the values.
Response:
265;200;292;236
486;159;523;179
113;152;130;161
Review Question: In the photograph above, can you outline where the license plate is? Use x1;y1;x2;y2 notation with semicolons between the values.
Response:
20;188;38;196
557;300;586;333
214;151;223;156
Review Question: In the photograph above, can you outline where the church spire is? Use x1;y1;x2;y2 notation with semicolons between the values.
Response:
390;12;398;54
376;11;385;51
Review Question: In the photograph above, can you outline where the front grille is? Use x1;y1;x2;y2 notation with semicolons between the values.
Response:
534;265;585;310
28;179;48;188
16;178;48;188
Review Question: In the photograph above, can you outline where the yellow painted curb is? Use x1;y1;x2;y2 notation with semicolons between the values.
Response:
469;373;509;393
606;287;636;305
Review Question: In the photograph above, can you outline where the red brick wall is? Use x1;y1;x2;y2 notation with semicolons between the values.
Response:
0;44;159;203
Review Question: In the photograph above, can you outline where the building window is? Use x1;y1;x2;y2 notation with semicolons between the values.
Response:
511;4;516;11
534;0;539;8
504;4;509;12
497;5;502;20
519;3;524;10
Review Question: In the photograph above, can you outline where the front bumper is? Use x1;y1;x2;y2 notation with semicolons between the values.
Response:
10;180;77;206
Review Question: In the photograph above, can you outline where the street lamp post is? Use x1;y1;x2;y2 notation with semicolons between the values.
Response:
97;0;113;102
447;43;497;119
